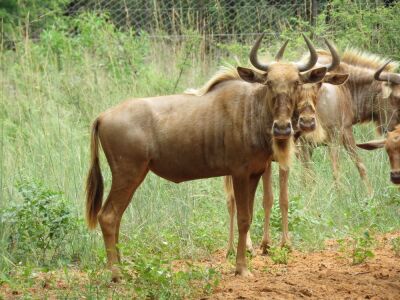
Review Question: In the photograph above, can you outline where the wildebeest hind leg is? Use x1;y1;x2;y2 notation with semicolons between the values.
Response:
98;163;149;282
342;127;373;195
246;173;262;257
225;176;236;257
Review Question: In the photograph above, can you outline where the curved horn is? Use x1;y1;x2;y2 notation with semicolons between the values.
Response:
275;40;289;61
374;60;400;84
323;38;340;71
295;33;318;72
249;33;270;71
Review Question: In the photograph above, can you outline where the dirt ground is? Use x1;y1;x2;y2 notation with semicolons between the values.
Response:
195;232;400;300
1;232;399;299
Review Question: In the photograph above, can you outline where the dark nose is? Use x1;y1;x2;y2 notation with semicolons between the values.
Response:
390;171;400;184
273;121;292;138
299;117;316;132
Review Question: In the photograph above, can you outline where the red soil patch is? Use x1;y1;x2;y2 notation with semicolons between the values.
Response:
196;232;400;299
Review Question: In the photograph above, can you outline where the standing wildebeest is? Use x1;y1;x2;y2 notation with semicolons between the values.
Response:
298;49;399;193
357;125;400;184
223;40;349;255
357;62;400;184
85;34;328;281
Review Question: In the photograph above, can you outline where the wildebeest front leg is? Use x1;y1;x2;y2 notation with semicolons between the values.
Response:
246;173;262;257
232;175;252;276
279;167;291;249
260;161;273;254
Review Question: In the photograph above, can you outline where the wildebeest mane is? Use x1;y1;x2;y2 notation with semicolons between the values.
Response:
185;66;241;96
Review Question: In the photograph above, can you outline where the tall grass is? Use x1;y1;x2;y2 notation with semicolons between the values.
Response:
0;13;399;298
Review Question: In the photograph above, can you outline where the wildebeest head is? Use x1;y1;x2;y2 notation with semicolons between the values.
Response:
237;34;327;139
357;125;400;185
296;39;348;132
374;60;400;132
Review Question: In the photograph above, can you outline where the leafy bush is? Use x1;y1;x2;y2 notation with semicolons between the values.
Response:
337;231;375;265
1;180;81;265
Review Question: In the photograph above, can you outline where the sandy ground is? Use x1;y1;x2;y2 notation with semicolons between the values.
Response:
195;232;400;300
1;232;399;299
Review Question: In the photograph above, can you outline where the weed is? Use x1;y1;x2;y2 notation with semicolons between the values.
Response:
269;246;290;265
351;232;375;265
391;237;400;257
337;231;375;265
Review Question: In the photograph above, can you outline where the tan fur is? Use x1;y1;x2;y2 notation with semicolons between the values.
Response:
309;48;399;72
272;138;294;170
342;48;398;71
302;113;326;143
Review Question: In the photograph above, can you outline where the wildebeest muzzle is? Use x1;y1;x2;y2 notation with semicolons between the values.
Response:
390;170;400;184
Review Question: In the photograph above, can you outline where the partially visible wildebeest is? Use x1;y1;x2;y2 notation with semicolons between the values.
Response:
357;62;400;185
298;49;399;193
357;125;400;184
223;41;349;255
85;34;327;281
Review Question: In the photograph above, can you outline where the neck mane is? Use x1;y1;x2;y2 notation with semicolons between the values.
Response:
185;66;241;96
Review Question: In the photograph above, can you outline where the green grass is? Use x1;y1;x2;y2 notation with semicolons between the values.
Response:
1;13;400;299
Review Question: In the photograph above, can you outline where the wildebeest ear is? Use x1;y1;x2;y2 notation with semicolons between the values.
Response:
237;67;265;83
356;139;386;150
323;73;349;85
300;67;327;84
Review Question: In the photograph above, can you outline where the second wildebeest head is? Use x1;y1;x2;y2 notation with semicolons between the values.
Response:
357;125;400;185
374;60;400;133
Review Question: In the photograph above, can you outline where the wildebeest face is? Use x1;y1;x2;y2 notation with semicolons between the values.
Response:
374;61;400;132
297;73;349;132
357;126;400;185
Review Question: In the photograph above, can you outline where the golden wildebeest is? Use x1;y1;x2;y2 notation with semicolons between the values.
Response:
357;125;400;184
298;49;399;193
224;40;349;255
85;34;327;281
357;62;400;185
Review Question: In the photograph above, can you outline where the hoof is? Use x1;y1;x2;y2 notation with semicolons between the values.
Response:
260;242;271;255
111;267;122;283
280;242;292;252
235;268;253;277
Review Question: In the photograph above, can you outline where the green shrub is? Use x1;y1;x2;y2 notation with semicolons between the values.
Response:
1;180;82;265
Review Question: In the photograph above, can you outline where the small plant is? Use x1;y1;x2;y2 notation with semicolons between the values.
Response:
269;246;290;265
351;231;375;265
0;180;81;265
391;237;400;257
338;232;375;265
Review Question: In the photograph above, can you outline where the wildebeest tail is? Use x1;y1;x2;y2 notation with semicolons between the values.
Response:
85;118;104;230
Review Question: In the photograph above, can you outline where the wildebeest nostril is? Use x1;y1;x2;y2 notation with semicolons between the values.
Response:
273;121;292;137
299;117;316;131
